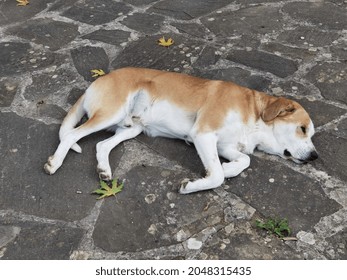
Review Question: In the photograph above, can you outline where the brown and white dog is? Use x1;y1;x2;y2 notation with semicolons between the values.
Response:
44;67;318;194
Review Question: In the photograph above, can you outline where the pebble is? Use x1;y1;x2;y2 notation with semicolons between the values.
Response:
147;224;157;235
145;194;156;204
269;178;275;183
187;238;203;250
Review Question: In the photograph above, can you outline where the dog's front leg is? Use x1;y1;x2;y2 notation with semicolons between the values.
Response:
218;146;250;178
179;133;224;194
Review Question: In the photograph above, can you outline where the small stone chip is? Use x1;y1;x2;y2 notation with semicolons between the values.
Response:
269;178;275;183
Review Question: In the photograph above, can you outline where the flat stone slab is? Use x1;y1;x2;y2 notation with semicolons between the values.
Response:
0;0;55;25
0;220;84;260
62;0;132;25
82;29;131;46
283;2;347;30
291;98;346;128
312;128;347;182
305;62;347;104
0;112;122;221
277;26;340;48
225;156;341;233
111;34;201;72
6;18;79;51
71;46;110;82
194;67;271;92
226;50;298;78
199;221;301;260
201;5;284;38
0;42;57;76
149;0;232;20
120;12;165;34
23;66;81;104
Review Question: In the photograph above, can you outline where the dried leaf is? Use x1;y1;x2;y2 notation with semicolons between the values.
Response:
17;0;29;6
90;69;106;77
91;179;124;200
158;36;174;47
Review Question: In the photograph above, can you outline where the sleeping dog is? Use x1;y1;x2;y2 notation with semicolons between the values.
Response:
44;67;318;194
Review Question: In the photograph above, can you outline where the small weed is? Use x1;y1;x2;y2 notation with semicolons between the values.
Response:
256;217;291;239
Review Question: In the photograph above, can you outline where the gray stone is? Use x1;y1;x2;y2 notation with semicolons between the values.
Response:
282;2;347;30
325;229;347;259
171;22;210;39
312;131;347;182
62;0;132;25
123;0;158;6
193;46;221;69
82;29;131;46
121;13;165;34
331;44;347;61
6;19;79;51
23;67;80;102
149;0;232;20
226;50;298;78
305;62;347;104
194;67;271;92
47;0;79;12
0;0;55;25
36;103;67;121
0;226;21;248
71;46;109;82
0;112;123;221
261;43;316;62
0;79;18;107
67;87;85;105
226;157;341;233
202;5;283;37
136;134;204;176
93;165;214;253
291;98;346;128
0;221;84;260
277;26;340;48
200;224;301;260
0;42;56;76
111;35;201;73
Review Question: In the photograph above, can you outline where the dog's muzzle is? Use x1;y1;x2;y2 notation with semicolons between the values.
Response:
284;149;319;163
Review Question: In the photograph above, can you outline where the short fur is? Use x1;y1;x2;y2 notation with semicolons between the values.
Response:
45;67;318;194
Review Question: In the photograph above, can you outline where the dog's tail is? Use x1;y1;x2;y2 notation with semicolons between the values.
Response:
59;94;86;153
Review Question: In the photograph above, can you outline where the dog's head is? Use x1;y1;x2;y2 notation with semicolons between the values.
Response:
261;97;318;163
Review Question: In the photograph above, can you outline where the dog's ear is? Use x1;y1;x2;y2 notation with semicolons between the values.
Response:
262;97;296;122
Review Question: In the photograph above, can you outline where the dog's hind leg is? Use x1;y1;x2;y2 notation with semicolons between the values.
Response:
44;111;125;175
96;125;143;180
179;132;224;194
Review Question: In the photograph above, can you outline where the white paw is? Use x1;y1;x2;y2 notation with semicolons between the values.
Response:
179;178;195;194
97;166;112;181
44;156;59;175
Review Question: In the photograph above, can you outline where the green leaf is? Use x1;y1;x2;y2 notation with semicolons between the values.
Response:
91;178;124;200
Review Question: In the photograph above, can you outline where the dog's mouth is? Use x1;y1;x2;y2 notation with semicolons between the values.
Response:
283;149;318;164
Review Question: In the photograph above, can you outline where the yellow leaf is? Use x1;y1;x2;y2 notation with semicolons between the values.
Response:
158;36;174;47
90;69;106;77
17;0;29;6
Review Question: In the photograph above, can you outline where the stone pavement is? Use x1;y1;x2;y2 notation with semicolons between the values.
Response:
0;0;346;260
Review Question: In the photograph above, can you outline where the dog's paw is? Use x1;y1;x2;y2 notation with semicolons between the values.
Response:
44;156;56;175
97;166;112;181
179;178;192;194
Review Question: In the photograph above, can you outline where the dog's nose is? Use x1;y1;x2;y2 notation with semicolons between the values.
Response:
308;150;319;161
